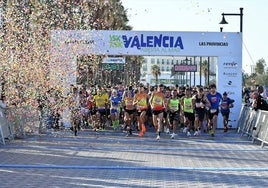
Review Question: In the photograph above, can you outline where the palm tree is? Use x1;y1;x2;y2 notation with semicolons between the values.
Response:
201;60;208;86
151;65;161;85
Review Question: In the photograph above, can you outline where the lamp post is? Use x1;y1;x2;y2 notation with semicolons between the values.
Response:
219;7;243;33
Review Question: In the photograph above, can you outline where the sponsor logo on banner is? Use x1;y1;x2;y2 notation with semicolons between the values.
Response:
223;81;236;88
199;41;228;46
174;64;197;72
109;34;184;51
103;57;125;64
226;91;235;95
223;72;238;77
223;61;238;69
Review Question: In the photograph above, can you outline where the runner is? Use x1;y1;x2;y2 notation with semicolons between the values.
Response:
149;84;165;140
192;87;210;136
109;89;122;131
133;84;148;137
163;87;171;134
220;92;235;132
122;87;136;136
93;87;109;131
206;84;222;137
68;87;80;136
167;89;180;139
79;87;90;128
181;88;195;136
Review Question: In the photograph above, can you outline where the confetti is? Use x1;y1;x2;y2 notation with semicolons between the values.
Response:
0;0;131;111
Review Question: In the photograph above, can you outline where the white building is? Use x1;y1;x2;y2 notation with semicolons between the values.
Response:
250;64;256;74
140;56;217;87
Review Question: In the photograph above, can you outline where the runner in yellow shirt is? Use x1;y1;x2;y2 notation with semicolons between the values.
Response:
181;88;195;136
93;87;109;130
149;84;165;140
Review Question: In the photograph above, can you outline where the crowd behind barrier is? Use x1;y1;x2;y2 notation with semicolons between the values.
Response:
237;105;268;148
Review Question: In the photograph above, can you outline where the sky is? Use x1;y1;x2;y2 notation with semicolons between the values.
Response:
121;0;268;74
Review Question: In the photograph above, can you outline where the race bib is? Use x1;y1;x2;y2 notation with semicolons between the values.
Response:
196;102;204;108
210;109;217;113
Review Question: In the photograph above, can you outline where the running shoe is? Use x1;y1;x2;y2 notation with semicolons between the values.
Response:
223;125;228;132
156;135;160;140
141;124;146;133
210;130;215;137
166;128;170;134
113;124;118;131
194;131;199;136
183;127;188;133
171;133;175;139
187;131;191;136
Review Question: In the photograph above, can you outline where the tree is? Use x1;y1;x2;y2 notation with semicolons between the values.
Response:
242;71;250;86
201;60;208;86
255;58;266;75
151;65;161;85
126;56;143;86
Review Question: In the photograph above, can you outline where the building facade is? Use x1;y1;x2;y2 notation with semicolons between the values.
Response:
140;56;217;87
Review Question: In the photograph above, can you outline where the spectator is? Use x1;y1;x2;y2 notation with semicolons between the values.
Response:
0;95;7;118
252;85;268;111
0;95;7;109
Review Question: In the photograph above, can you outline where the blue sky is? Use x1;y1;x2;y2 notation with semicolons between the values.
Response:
121;0;268;74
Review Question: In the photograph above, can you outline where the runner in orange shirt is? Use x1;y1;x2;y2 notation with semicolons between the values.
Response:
133;84;148;137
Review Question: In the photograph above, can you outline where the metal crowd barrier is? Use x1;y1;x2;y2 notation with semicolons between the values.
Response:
0;106;40;145
0;108;13;145
237;106;268;148
252;110;268;148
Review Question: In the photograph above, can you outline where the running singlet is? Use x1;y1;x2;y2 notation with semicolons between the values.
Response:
220;98;234;114
195;95;206;109
124;96;135;110
151;92;164;111
183;97;193;113
135;93;148;110
94;94;108;108
110;96;121;105
168;98;180;111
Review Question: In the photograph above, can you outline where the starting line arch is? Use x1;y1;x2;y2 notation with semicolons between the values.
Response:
50;30;242;128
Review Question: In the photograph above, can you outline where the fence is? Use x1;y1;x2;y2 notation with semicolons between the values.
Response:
237;105;268;148
0;106;40;145
0;108;12;145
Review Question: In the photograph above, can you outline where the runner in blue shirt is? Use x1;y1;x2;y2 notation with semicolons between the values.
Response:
206;84;222;137
220;92;235;132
